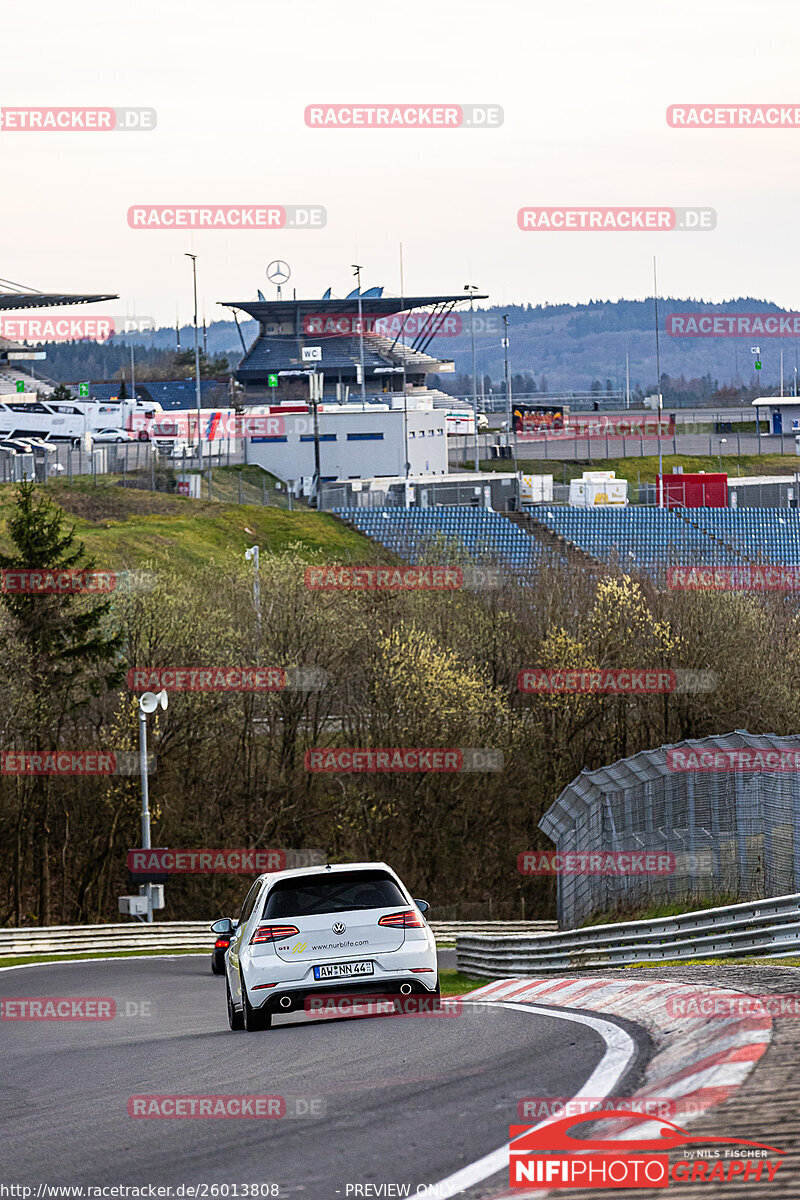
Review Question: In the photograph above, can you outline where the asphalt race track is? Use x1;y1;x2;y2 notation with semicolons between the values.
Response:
0;954;650;1198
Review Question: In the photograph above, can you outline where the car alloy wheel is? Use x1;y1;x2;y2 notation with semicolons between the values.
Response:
226;972;244;1031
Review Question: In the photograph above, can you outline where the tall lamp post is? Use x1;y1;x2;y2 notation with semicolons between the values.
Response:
185;254;203;470
244;545;261;644
138;688;168;922
465;284;480;470
352;264;367;404
653;257;663;509
503;314;518;504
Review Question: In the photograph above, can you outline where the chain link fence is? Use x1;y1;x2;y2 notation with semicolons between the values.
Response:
539;732;800;929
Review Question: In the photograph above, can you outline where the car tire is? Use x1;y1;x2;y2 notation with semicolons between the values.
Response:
115;437;124;443
241;975;272;1031
211;959;225;976
226;973;244;1031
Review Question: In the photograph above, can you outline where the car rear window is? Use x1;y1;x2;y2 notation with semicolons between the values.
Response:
262;870;406;918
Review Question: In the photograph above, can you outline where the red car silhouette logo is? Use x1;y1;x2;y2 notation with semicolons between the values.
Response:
510;1110;783;1156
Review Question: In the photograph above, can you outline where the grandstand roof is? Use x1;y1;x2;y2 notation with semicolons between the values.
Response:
220;294;488;322
0;293;117;311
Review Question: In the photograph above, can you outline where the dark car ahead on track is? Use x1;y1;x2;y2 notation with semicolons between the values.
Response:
211;926;235;975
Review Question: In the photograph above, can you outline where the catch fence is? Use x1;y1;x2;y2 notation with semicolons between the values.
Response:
539;731;800;928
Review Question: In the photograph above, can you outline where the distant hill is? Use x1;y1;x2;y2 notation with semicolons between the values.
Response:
39;298;799;397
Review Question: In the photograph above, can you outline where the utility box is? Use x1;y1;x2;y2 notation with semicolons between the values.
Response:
118;895;149;916
569;470;628;507
176;474;202;498
520;474;554;504
143;884;165;910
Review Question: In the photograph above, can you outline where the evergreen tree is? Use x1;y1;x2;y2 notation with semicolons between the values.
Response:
0;482;123;923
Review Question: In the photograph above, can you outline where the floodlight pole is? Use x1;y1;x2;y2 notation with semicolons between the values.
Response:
465;284;480;470
503;314;518;504
653;257;663;509
138;705;153;922
186;254;202;471
352;264;367;403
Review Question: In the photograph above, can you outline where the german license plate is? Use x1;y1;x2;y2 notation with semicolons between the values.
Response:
313;960;374;980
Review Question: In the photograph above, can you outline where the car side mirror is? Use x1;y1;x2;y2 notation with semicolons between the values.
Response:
210;918;235;935
414;899;430;914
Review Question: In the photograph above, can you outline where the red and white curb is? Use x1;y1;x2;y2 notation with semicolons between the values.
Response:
471;976;772;1125
420;976;773;1199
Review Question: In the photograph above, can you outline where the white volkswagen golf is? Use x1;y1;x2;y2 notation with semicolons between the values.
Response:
213;862;439;1031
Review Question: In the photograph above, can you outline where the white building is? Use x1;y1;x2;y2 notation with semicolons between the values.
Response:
246;404;448;483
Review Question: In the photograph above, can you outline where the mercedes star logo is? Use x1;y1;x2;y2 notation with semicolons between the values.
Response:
266;259;291;284
332;921;346;935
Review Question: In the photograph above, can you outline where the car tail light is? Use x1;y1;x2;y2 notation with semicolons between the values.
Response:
378;910;424;928
214;938;231;949
250;924;299;945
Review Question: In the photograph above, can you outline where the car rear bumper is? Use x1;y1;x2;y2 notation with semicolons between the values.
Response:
252;975;438;1014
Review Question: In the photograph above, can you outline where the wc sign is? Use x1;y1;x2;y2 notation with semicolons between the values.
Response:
302;346;322;363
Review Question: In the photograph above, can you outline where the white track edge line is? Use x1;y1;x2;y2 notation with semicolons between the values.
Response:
414;999;637;1199
0;954;206;973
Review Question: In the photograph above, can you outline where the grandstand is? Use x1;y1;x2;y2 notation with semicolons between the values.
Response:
332;504;800;582
526;507;800;574
334;507;555;573
220;289;479;403
66;380;228;409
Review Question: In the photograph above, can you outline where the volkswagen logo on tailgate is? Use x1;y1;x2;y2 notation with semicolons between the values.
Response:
332;921;346;935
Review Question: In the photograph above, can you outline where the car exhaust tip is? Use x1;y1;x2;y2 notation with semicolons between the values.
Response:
399;983;413;995
279;995;292;1009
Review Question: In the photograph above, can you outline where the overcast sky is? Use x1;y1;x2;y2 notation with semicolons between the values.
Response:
2;0;798;327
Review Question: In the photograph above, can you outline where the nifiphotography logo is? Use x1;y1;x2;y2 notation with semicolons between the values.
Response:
508;1110;784;1188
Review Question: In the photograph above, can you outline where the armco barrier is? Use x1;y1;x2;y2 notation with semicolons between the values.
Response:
0;919;555;958
457;893;800;976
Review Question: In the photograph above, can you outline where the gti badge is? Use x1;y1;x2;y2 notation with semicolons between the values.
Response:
332;921;346;935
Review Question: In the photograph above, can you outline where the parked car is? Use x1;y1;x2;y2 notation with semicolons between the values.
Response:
92;428;133;444
216;861;438;1032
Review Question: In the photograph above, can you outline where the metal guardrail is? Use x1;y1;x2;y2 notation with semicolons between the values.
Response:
0;919;556;958
456;894;800;977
